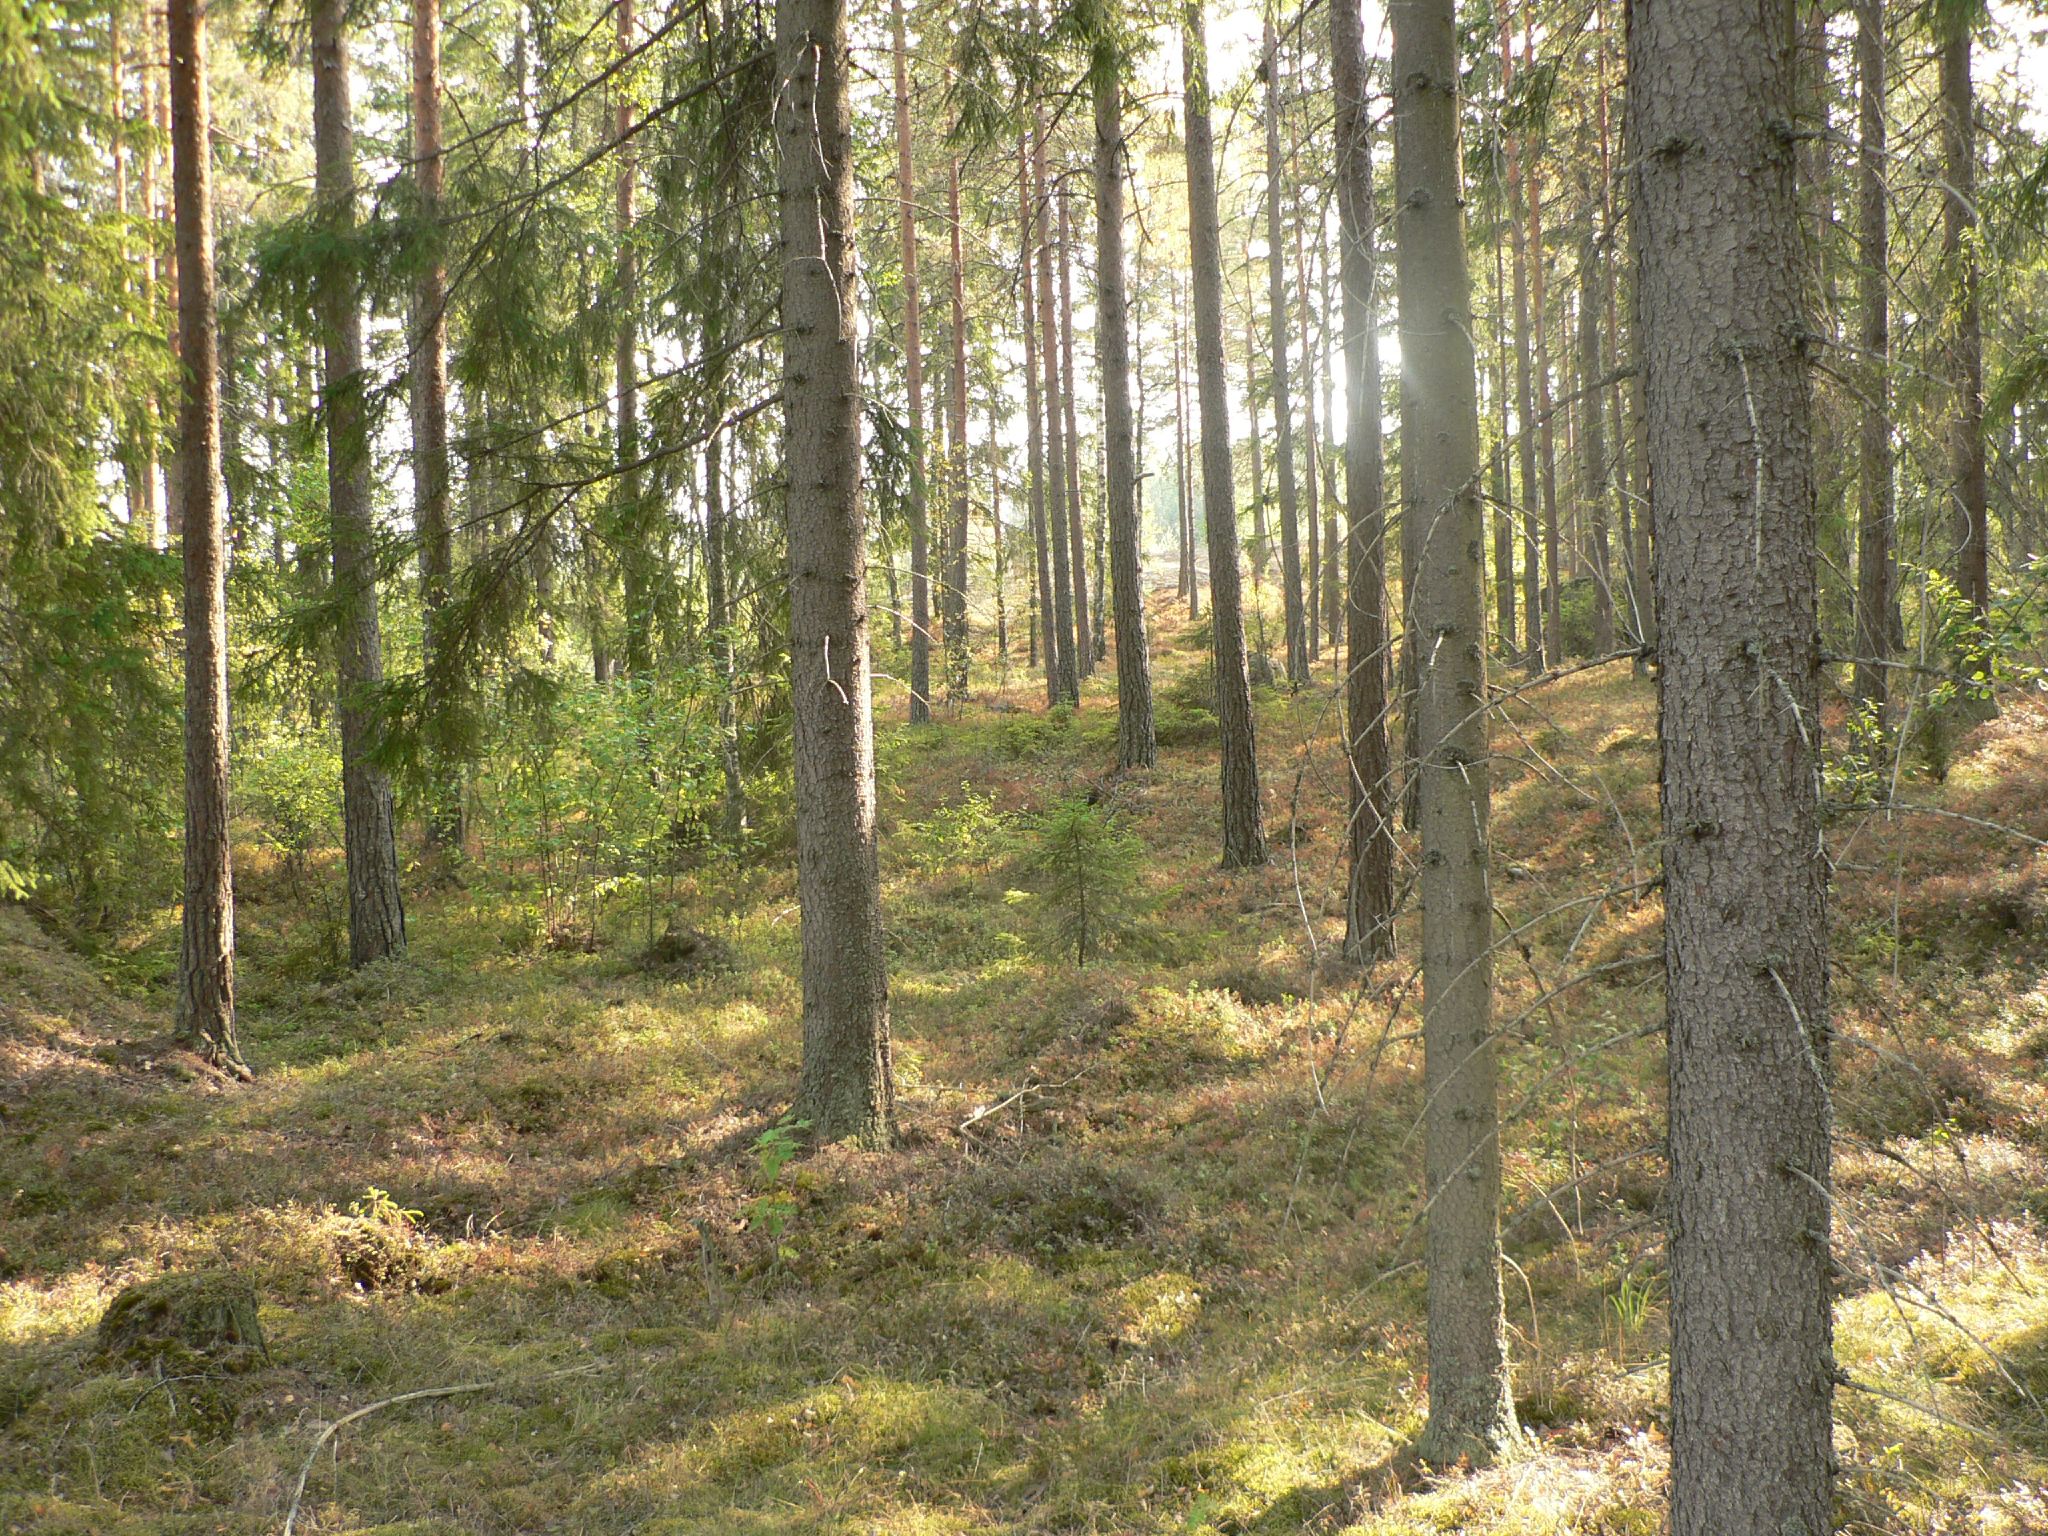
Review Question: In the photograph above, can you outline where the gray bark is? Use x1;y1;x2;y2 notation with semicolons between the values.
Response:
1334;0;1393;963
1182;1;1265;868
891;0;931;722
1852;0;1890;710
171;0;245;1073
1092;45;1155;768
312;0;406;967
1391;0;1516;1461
777;0;895;1147
1629;0;1835;1526
1263;19;1308;689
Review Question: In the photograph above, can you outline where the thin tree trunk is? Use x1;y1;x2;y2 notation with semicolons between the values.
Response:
1183;0;1266;868
1335;0;1393;963
1265;17;1308;689
990;428;1009;660
1174;277;1197;616
1523;23;1561;666
1058;181;1092;677
412;0;459;849
1392;0;1515;1462
139;43;166;550
1022;134;1061;704
1037;113;1080;704
170;0;245;1075
1852;0;1891;710
1631;0;1834;1525
312;0;406;966
1300;213;1329;662
1939;17;1990;620
776;0;894;1148
1093;43;1155;768
706;429;744;837
946;153;972;700
615;0;652;678
891;0;931;722
1577;221;1615;654
1491;226;1517;656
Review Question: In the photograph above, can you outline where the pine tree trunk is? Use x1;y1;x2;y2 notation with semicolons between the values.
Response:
1183;0;1266;869
312;0;406;967
706;429;745;837
1391;0;1516;1462
1852;0;1891;710
1021;134;1061;705
1629;0;1835;1524
1939;20;1990;620
615;0;650;679
1093;47;1155;769
1174;280;1197;616
1577;223;1615;654
891;0;931;723
946;154;972;700
412;0;460;850
170;0;245;1075
1263;19;1309;689
1037;115;1080;705
1334;0;1393;963
1525;83;1562;666
1058;183;1092;678
777;0;895;1149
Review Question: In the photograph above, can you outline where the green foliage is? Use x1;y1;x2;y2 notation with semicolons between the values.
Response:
1021;796;1146;967
900;784;1011;873
237;726;342;885
346;1186;424;1230
745;1118;809;1258
476;670;727;949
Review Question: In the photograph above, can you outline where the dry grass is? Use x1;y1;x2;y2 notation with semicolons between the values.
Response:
3;589;2046;1533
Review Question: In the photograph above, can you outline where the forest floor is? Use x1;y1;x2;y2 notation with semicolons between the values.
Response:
6;589;2048;1535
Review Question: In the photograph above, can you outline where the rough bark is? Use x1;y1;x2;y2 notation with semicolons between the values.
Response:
1037;114;1080;705
946;153;972;700
615;0;650;679
1391;0;1516;1462
1334;0;1393;963
311;0;406;967
1263;18;1308;689
170;0;244;1075
1183;1;1266;868
705;429;744;837
1021;135;1061;705
1629;0;1835;1525
1092;44;1155;768
1577;222;1615;654
1058;182;1092;677
891;0;931;722
1853;0;1890;710
412;0;459;850
777;0;895;1148
1938;16;1989;620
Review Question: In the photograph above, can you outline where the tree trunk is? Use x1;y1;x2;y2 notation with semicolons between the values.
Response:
1037;113;1080;705
1629;0;1835;1524
1058;182;1092;678
1174;278;1197;616
1524;61;1561;666
1092;45;1155;769
1334;0;1394;963
1852;0;1890;710
706;429;745;838
311;0;406;967
412;0;459;850
1261;20;1309;689
1391;0;1516;1462
946;153;972;701
615;0;650;679
1183;0;1266;869
776;0;895;1149
1021;134;1061;705
170;0;245;1075
1577;222;1615;654
891;0;931;723
1939;17;1989;621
